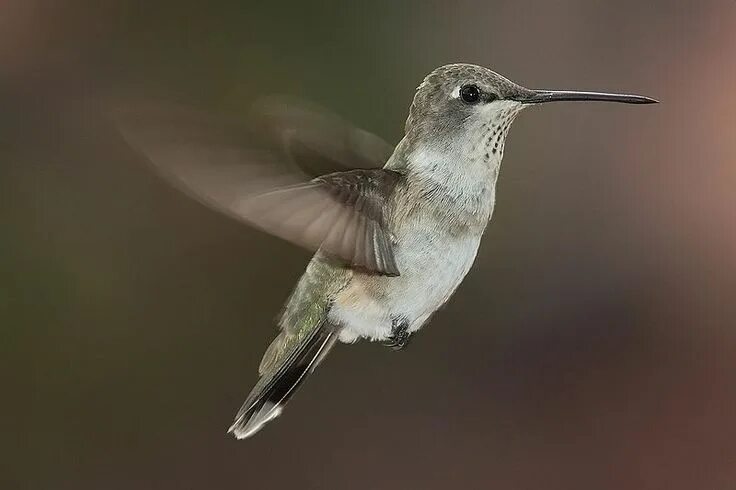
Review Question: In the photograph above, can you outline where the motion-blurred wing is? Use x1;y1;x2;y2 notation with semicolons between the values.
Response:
255;96;395;176
115;103;401;276
245;169;401;275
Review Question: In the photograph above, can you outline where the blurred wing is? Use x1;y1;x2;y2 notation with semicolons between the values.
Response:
245;169;401;275
115;103;401;276
255;96;394;176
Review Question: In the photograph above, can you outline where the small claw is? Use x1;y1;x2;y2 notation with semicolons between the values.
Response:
383;318;411;351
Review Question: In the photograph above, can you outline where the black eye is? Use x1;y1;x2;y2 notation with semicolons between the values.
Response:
460;84;481;104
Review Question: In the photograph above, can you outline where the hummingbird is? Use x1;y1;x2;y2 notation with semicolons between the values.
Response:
117;63;657;439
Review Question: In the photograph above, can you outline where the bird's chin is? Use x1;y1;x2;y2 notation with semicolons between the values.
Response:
480;100;524;122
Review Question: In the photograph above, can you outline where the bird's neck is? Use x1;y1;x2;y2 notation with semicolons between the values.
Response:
386;136;503;223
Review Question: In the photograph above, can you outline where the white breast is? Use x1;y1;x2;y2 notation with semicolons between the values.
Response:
329;224;483;343
329;144;498;344
390;221;484;329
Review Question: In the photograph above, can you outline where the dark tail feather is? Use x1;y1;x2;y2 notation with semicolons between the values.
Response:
228;323;338;439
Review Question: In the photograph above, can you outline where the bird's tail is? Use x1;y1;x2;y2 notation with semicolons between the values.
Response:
228;322;339;439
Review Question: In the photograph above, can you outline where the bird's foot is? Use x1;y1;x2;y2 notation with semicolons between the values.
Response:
383;318;411;351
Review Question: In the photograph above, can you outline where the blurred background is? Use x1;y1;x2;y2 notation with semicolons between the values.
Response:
3;1;735;489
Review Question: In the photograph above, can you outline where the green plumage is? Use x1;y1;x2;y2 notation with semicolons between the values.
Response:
258;256;348;377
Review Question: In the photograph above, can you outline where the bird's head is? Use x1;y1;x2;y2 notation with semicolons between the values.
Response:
404;63;657;160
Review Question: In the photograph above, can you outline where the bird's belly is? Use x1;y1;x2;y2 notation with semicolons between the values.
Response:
329;230;483;343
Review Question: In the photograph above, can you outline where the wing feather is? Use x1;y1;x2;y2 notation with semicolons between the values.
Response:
115;102;402;275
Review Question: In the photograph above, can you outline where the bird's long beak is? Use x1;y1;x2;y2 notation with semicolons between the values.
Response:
520;89;658;105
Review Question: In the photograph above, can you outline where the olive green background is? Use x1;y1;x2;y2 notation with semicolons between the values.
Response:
3;1;735;489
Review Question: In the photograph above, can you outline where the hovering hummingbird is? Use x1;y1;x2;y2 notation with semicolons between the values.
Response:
117;63;657;439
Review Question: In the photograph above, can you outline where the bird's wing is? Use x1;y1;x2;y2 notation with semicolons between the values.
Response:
254;96;394;176
243;169;401;275
115;101;401;276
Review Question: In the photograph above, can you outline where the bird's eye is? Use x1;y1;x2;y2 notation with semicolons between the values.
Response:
460;84;481;104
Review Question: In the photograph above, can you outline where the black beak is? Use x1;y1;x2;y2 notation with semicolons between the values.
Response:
520;89;658;105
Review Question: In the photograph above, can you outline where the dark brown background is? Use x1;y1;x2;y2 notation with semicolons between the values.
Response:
3;1;735;489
